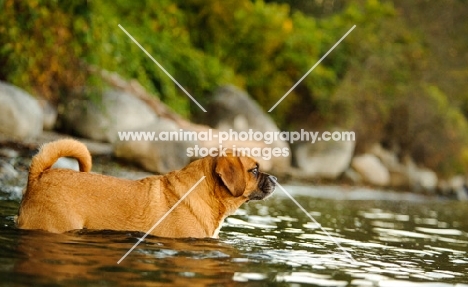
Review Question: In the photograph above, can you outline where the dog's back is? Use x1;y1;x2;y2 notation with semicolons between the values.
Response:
17;139;166;233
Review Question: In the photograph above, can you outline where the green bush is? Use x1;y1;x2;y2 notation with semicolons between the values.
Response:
0;0;90;102
88;0;235;117
1;0;468;176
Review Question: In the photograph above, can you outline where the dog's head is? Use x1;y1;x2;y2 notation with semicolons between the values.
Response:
215;153;276;202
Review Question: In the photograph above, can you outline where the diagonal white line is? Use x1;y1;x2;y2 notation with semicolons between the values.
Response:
268;25;356;112
271;177;357;263
117;176;206;264
118;24;207;112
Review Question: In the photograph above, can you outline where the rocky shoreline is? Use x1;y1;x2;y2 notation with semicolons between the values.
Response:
0;77;467;200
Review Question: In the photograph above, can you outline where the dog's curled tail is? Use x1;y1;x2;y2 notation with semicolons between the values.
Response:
28;139;92;182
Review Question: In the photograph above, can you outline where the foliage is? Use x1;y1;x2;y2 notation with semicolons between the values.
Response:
1;0;468;176
384;85;468;175
0;0;89;103
88;0;234;117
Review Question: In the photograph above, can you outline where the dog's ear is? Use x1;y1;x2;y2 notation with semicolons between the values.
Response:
215;156;246;197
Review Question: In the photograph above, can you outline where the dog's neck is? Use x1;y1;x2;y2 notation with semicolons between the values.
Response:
162;158;246;237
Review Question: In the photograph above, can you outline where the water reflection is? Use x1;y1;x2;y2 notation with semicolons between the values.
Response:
0;185;467;286
12;230;241;286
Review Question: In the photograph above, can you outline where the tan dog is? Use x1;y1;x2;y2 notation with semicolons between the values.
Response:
17;139;276;238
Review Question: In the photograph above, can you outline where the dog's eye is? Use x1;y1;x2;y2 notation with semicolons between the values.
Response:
250;167;258;176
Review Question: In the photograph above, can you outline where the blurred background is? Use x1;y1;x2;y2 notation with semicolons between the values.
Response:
1;0;468;183
2;3;468;285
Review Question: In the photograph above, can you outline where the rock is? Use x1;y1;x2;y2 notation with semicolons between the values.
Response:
202;85;291;171
448;175;465;191
342;168;362;184
52;157;80;171
113;119;193;174
293;139;355;179
416;168;438;193
447;175;468;200
401;157;438;193
38;99;58;130
369;144;400;170
206;85;280;132
369;145;438;192
351;154;390;186
63;89;158;143
20;130;114;156
437;179;451;196
0;81;43;140
444;175;468;200
388;168;411;189
81;141;114;156
0;148;19;158
369;144;412;189
0;160;19;179
456;186;468;201
0;185;23;201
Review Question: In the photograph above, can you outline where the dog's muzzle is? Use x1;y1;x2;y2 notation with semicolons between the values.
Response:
248;174;277;201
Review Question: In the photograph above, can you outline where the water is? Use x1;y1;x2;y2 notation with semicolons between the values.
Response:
1;185;467;286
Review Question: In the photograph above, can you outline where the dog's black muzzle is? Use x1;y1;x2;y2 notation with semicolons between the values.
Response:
248;173;277;201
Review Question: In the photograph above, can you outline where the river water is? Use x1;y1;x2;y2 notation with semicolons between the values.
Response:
0;183;467;286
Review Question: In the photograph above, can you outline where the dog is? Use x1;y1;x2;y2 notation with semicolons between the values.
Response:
16;139;276;238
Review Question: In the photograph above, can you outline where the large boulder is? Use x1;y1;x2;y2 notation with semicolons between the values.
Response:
202;85;290;171
52;157;80;171
63;89;158;143
370;144;438;192
440;176;468;200
292;138;355;179
38;98;58;131
402;157;438;193
351;154;390;186
369;144;400;170
206;85;280;133
113;118;194;174
0;81;43;140
416;168;438;192
370;144;410;188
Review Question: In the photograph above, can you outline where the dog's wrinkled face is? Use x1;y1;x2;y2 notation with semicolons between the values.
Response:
246;170;277;201
215;154;276;201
